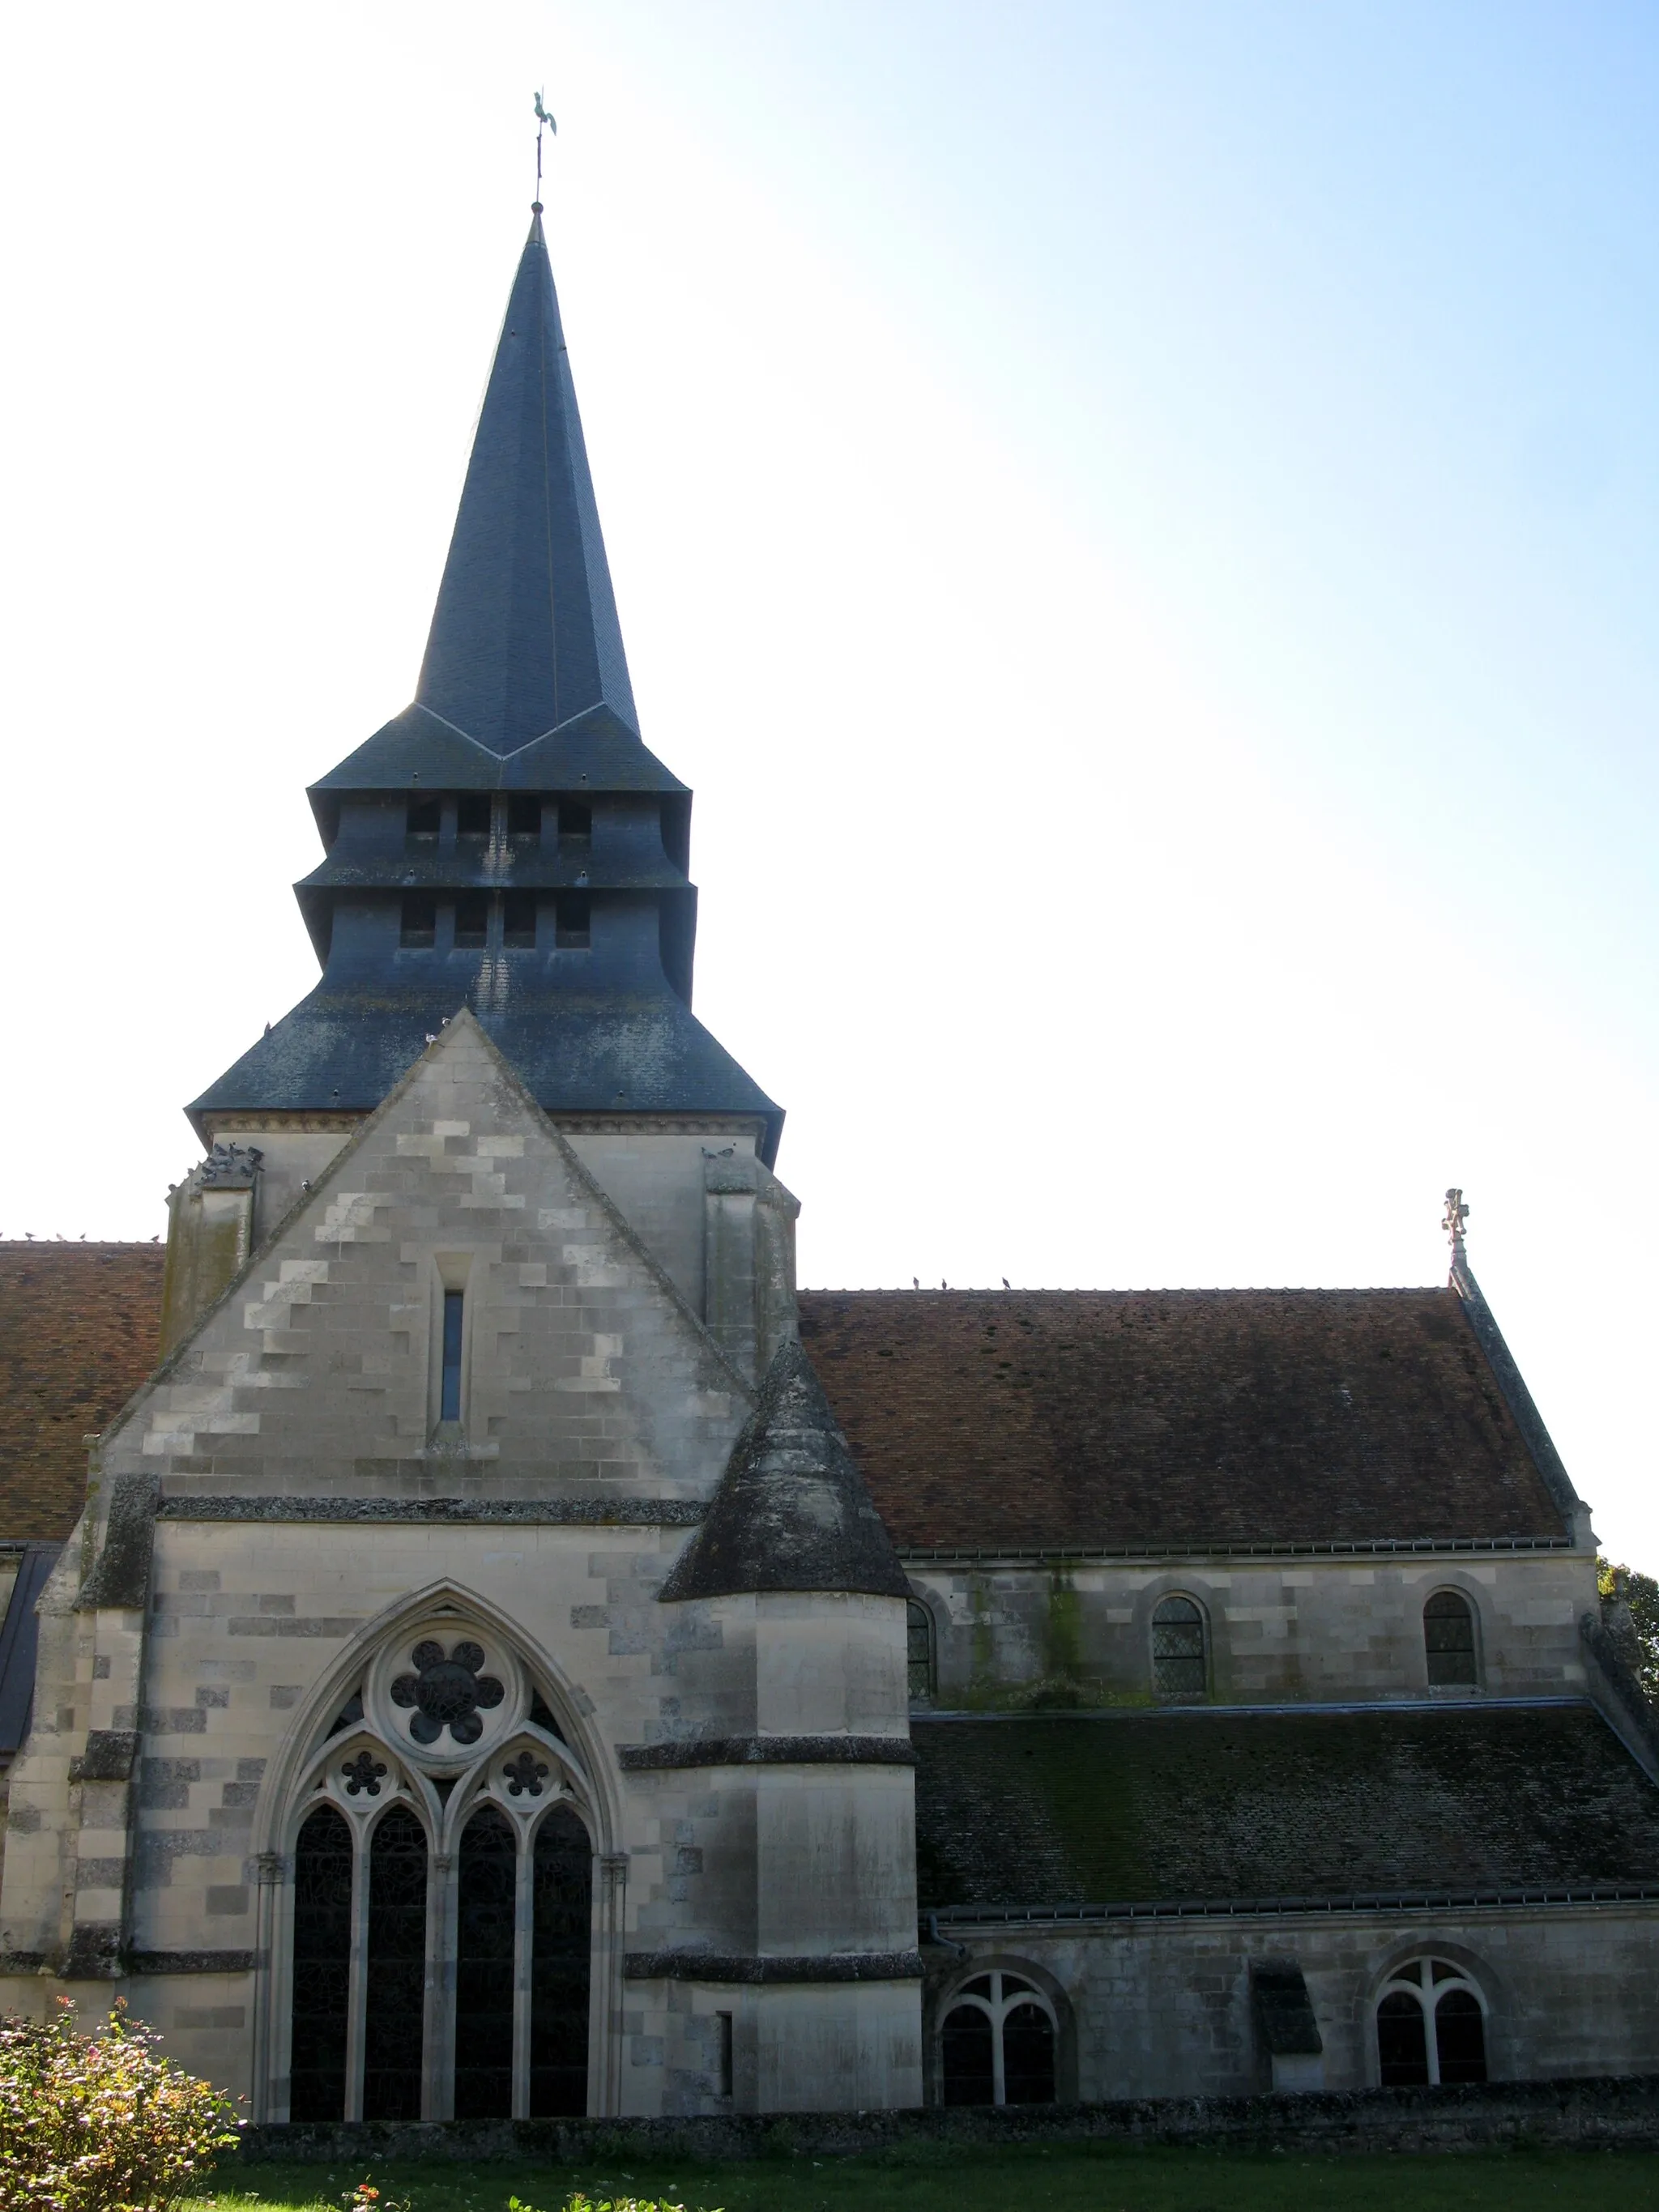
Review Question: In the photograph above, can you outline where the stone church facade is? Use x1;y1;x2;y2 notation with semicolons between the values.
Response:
2;207;1658;2124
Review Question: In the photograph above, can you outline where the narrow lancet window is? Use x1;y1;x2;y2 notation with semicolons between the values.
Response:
441;1291;465;1422
362;1806;428;2120
288;1805;352;2122
531;1805;592;2116
454;1805;517;2119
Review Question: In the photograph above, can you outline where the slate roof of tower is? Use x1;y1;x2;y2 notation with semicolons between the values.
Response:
914;1705;1659;1910
0;1245;164;1540
661;1337;910;1600
190;211;782;1151
798;1288;1572;1551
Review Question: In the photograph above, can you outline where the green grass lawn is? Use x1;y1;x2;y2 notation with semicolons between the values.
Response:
189;2142;1659;2212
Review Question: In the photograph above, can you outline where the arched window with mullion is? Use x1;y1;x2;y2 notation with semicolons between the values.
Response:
940;1970;1056;2106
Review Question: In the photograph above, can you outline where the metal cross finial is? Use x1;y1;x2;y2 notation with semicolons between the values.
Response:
533;89;557;212
1443;1187;1469;1260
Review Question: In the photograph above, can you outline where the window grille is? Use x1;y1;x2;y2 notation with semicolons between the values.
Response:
280;1632;592;2122
906;1600;936;1704
940;1969;1056;2106
1423;1590;1479;1686
1152;1594;1208;1698
1376;1957;1487;2086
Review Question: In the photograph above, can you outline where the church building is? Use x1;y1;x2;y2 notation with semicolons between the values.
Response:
2;202;1658;2125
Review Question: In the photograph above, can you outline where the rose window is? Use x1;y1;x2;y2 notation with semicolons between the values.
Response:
390;1639;505;1746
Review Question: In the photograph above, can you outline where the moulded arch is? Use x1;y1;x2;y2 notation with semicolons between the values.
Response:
253;1577;621;1860
1367;1934;1505;2014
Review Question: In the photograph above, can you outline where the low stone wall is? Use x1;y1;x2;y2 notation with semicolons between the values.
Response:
240;2074;1659;2163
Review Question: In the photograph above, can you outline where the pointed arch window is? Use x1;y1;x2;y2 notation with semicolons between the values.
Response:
278;1620;596;2122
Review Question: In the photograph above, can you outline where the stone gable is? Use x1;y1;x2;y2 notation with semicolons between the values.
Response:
99;1015;750;1517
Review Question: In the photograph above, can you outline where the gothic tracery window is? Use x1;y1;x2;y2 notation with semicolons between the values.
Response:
281;1620;595;2123
1376;1957;1487;2085
940;1970;1057;2105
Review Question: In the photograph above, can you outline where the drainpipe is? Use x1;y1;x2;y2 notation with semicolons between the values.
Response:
924;1910;968;1960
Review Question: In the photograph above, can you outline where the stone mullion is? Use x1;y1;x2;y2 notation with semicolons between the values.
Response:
343;1821;369;2121
595;1851;629;2116
426;1847;454;2120
512;1819;534;2117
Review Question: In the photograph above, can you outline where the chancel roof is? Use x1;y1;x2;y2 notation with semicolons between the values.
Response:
0;1245;164;1540
800;1287;1572;1553
915;1705;1659;1911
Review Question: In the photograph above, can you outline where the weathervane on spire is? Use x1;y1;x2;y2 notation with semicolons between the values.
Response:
533;89;556;215
1443;1187;1469;1271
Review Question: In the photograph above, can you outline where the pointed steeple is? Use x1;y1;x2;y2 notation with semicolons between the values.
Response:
416;211;639;754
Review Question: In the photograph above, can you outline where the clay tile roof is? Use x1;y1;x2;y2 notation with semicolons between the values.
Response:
0;1243;164;1541
915;1706;1659;1908
798;1288;1567;1552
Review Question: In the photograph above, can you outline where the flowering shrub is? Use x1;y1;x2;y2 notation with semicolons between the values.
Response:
510;2197;701;2212
0;1995;239;2212
342;2182;411;2212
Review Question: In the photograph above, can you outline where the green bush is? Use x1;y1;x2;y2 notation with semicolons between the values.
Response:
0;1994;239;2212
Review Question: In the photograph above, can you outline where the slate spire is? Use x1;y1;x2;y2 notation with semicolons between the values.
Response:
416;210;639;753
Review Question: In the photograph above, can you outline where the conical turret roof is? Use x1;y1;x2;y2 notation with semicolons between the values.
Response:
660;1338;910;1600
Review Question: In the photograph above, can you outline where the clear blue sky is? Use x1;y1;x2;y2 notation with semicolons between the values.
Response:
1;3;1654;1554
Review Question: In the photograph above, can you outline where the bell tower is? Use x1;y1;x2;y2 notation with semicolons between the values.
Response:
167;210;792;1365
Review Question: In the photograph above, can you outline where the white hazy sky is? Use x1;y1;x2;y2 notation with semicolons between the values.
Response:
2;5;1655;1559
